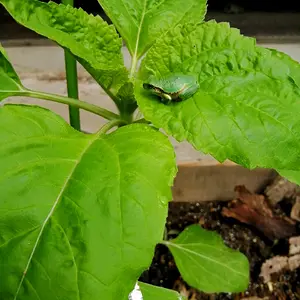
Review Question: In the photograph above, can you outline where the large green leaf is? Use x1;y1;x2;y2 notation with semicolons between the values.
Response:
138;282;186;300
0;0;128;93
98;0;207;60
0;45;25;100
135;21;300;173
163;225;249;293
0;105;177;300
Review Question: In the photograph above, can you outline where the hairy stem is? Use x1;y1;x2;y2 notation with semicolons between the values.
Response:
15;89;121;121
62;0;81;130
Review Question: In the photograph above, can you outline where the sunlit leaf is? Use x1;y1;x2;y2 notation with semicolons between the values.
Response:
163;224;249;293
0;105;177;300
0;0;128;93
135;21;300;173
98;0;207;60
138;282;186;300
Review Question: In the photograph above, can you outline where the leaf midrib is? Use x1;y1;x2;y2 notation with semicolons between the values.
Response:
13;133;99;300
165;241;247;277
130;0;147;76
178;245;237;290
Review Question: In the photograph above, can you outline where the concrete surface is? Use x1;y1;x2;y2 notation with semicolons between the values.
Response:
2;40;300;162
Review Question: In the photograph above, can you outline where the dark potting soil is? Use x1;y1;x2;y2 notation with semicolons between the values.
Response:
139;200;300;299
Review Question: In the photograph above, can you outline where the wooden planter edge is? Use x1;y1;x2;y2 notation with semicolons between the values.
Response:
172;160;278;202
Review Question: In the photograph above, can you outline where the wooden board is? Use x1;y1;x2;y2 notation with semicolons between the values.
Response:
173;160;277;202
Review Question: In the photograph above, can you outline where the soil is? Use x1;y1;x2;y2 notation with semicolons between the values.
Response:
139;198;300;299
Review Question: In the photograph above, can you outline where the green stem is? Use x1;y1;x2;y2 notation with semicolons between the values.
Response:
62;0;81;130
64;49;80;130
160;240;170;246
16;89;121;121
130;54;138;78
62;0;80;130
98;119;127;135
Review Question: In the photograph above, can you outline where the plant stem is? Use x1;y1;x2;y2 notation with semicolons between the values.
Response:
16;89;121;121
130;54;138;78
160;240;170;246
98;119;127;135
134;118;151;124
64;49;80;130
62;0;81;131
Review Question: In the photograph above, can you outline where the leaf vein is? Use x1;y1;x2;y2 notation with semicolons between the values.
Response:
24;278;42;300
166;242;247;277
13;133;99;300
0;226;40;249
52;219;80;300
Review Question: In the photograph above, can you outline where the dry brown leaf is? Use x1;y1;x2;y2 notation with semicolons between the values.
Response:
222;186;297;240
235;185;273;217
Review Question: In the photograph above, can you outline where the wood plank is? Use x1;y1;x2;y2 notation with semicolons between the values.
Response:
173;161;277;202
